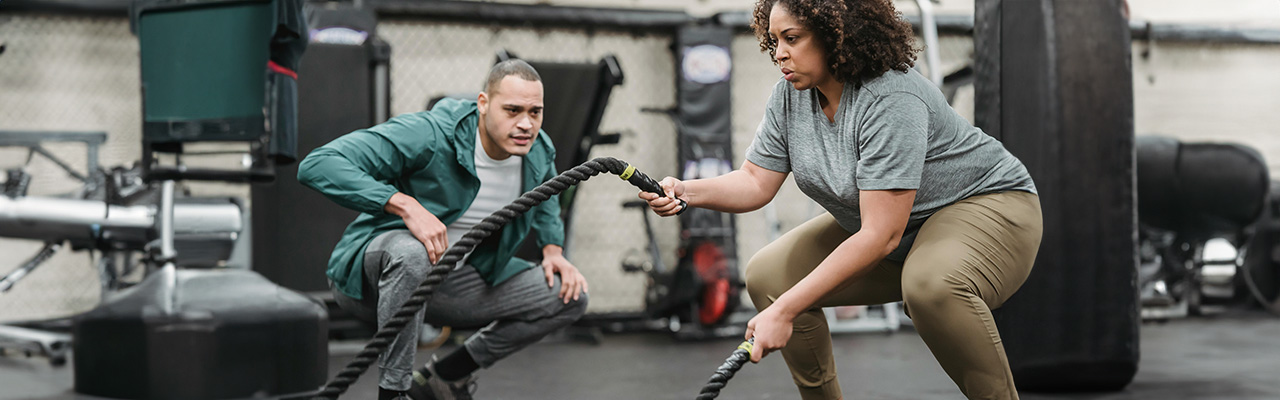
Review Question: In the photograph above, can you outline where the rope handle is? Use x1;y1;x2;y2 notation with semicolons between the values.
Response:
619;163;688;215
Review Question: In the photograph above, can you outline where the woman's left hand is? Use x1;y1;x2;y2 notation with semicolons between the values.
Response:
744;307;793;363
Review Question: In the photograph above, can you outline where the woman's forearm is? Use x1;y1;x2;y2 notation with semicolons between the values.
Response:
684;169;780;213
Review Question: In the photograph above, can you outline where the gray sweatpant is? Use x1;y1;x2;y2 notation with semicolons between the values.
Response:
331;230;589;391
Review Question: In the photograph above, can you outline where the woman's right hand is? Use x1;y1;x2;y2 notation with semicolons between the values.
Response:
638;176;687;217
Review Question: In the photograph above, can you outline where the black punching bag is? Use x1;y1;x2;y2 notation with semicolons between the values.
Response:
975;0;1139;392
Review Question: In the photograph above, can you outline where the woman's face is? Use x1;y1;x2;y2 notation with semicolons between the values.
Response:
769;3;832;91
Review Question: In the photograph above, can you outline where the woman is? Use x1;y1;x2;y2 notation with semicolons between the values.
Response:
640;1;1042;399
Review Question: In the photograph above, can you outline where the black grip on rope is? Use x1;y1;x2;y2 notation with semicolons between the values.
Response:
695;338;754;400
619;164;687;214
621;165;664;195
307;157;672;399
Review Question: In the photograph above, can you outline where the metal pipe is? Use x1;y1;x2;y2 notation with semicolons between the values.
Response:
374;63;390;123
0;324;71;362
0;243;60;292
158;181;175;260
157;180;176;314
0;196;152;244
0;197;241;238
914;0;944;86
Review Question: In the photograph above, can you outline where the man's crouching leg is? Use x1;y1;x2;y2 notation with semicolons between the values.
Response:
410;262;588;400
350;230;433;400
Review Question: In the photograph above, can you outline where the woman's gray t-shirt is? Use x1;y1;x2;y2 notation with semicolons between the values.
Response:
746;68;1036;261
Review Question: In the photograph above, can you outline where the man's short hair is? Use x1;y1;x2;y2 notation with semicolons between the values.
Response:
484;59;541;95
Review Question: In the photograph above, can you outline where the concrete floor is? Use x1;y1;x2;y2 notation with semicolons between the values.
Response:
3;311;1279;400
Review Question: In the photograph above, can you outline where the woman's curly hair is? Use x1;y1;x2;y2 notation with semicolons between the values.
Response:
751;0;919;84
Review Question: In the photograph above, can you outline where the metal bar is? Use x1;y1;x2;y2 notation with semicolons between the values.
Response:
0;196;152;244
0;324;71;347
160;150;250;156
0;324;71;366
86;139;101;187
144;167;275;183
374;63;390;123
373;0;693;31
0;0;131;16
0;131;107;146
30;146;88;183
915;0;944;86
1130;20;1280;45
0;243;61;292
158;180;175;261
0;195;242;266
157;180;176;314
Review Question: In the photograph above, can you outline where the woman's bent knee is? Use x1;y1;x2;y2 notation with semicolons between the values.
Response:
902;273;966;314
744;255;783;309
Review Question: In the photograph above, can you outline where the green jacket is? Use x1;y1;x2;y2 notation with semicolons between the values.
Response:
297;98;564;300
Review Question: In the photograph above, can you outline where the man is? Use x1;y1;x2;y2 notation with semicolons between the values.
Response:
298;60;589;400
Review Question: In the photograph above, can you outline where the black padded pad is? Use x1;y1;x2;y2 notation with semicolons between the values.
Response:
1137;135;1270;236
531;61;607;173
73;269;327;399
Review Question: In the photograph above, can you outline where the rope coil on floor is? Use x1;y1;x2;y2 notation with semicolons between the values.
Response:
695;338;753;399
312;157;680;399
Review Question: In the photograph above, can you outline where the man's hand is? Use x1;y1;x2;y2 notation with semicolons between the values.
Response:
638;176;687;217
541;245;587;303
384;192;448;264
743;306;794;363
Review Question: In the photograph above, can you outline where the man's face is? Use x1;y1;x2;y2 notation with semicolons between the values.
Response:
477;76;543;160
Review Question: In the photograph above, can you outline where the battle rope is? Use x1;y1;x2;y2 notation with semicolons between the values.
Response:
695;338;753;399
313;157;682;399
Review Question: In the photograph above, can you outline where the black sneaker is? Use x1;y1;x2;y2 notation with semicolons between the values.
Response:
407;354;477;400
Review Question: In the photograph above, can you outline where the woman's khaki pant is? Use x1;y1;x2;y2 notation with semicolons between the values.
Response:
745;191;1042;400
